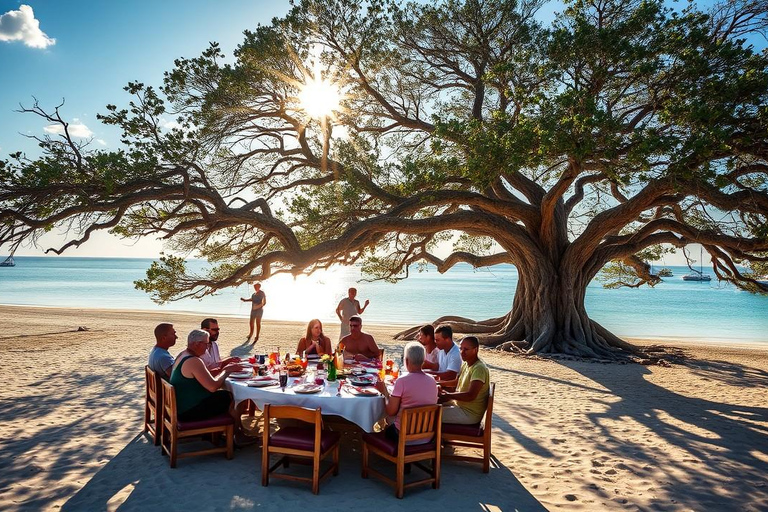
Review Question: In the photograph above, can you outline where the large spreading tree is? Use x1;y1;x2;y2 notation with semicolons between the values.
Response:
2;0;767;357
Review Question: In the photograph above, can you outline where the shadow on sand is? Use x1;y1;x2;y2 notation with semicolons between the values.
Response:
559;356;768;510
58;431;546;512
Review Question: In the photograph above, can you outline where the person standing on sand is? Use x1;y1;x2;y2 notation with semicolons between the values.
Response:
241;283;266;343
148;323;177;378
336;287;370;339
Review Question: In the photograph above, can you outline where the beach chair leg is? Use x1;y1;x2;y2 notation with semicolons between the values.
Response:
169;431;178;468
226;425;234;460
333;445;339;476
312;454;320;495
361;443;369;478
261;451;269;487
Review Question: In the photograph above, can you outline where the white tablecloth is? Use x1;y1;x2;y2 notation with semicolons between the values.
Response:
226;378;386;433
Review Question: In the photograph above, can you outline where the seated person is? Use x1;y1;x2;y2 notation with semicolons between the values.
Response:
339;316;380;361
427;324;461;381
438;336;490;425
296;319;333;356
148;323;178;378
169;329;243;423
375;342;438;443
177;318;239;375
417;324;439;371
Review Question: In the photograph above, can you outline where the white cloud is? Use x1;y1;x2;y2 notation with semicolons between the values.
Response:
43;122;94;138
158;117;182;132
0;5;55;49
96;139;107;146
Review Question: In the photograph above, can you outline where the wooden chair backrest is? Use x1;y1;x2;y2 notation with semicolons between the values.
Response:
145;366;159;406
161;379;177;427
484;382;495;429
263;404;323;454
400;404;441;446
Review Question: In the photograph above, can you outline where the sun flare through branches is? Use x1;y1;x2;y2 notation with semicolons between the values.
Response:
298;63;341;120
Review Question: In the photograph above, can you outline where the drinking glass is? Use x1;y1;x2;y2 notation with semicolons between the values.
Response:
279;369;288;391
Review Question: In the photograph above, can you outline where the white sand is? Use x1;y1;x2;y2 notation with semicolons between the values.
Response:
1;305;767;511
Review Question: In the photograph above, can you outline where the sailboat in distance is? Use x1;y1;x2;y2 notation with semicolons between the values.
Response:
0;253;15;267
682;247;711;281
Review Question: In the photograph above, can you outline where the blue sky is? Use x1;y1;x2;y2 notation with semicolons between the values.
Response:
1;1;290;157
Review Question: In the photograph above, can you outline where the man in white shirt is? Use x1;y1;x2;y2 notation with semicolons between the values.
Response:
431;324;461;381
178;318;239;375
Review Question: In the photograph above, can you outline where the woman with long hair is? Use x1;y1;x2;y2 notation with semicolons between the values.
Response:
296;319;333;356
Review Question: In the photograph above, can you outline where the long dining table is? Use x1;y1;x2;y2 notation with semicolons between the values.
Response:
225;376;386;433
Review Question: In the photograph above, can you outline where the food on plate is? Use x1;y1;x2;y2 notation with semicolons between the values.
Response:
286;363;305;377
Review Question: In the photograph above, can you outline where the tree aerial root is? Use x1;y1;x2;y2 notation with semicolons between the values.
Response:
394;310;648;362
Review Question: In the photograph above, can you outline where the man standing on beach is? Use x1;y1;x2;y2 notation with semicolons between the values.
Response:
438;336;490;424
241;282;266;343
339;316;380;361
336;287;370;340
148;323;177;378
430;324;462;381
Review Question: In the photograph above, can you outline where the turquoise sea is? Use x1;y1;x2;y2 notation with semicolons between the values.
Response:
1;256;767;343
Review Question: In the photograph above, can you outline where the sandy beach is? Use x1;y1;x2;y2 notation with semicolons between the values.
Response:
1;305;767;511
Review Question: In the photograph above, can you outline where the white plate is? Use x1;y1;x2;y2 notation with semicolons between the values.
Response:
229;371;253;379
293;384;323;394
247;379;278;387
348;387;380;397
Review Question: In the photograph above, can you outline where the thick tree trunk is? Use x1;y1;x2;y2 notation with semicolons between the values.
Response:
395;268;641;359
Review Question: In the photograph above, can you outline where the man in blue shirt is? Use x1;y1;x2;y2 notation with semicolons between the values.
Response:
148;323;177;378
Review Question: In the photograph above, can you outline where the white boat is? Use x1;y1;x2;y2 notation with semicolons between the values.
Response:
0;255;15;267
682;247;711;281
682;270;711;281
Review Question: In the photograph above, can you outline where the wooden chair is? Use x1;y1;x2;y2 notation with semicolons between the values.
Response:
143;366;162;445
361;404;442;499
261;404;341;495
160;380;234;468
442;382;495;473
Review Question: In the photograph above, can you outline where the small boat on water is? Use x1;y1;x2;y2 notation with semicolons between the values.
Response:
0;255;15;267
682;269;711;281
682;247;711;281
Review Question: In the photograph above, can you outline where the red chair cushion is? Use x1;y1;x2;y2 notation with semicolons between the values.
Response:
442;422;484;437
362;432;437;457
270;427;341;453
177;414;234;431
